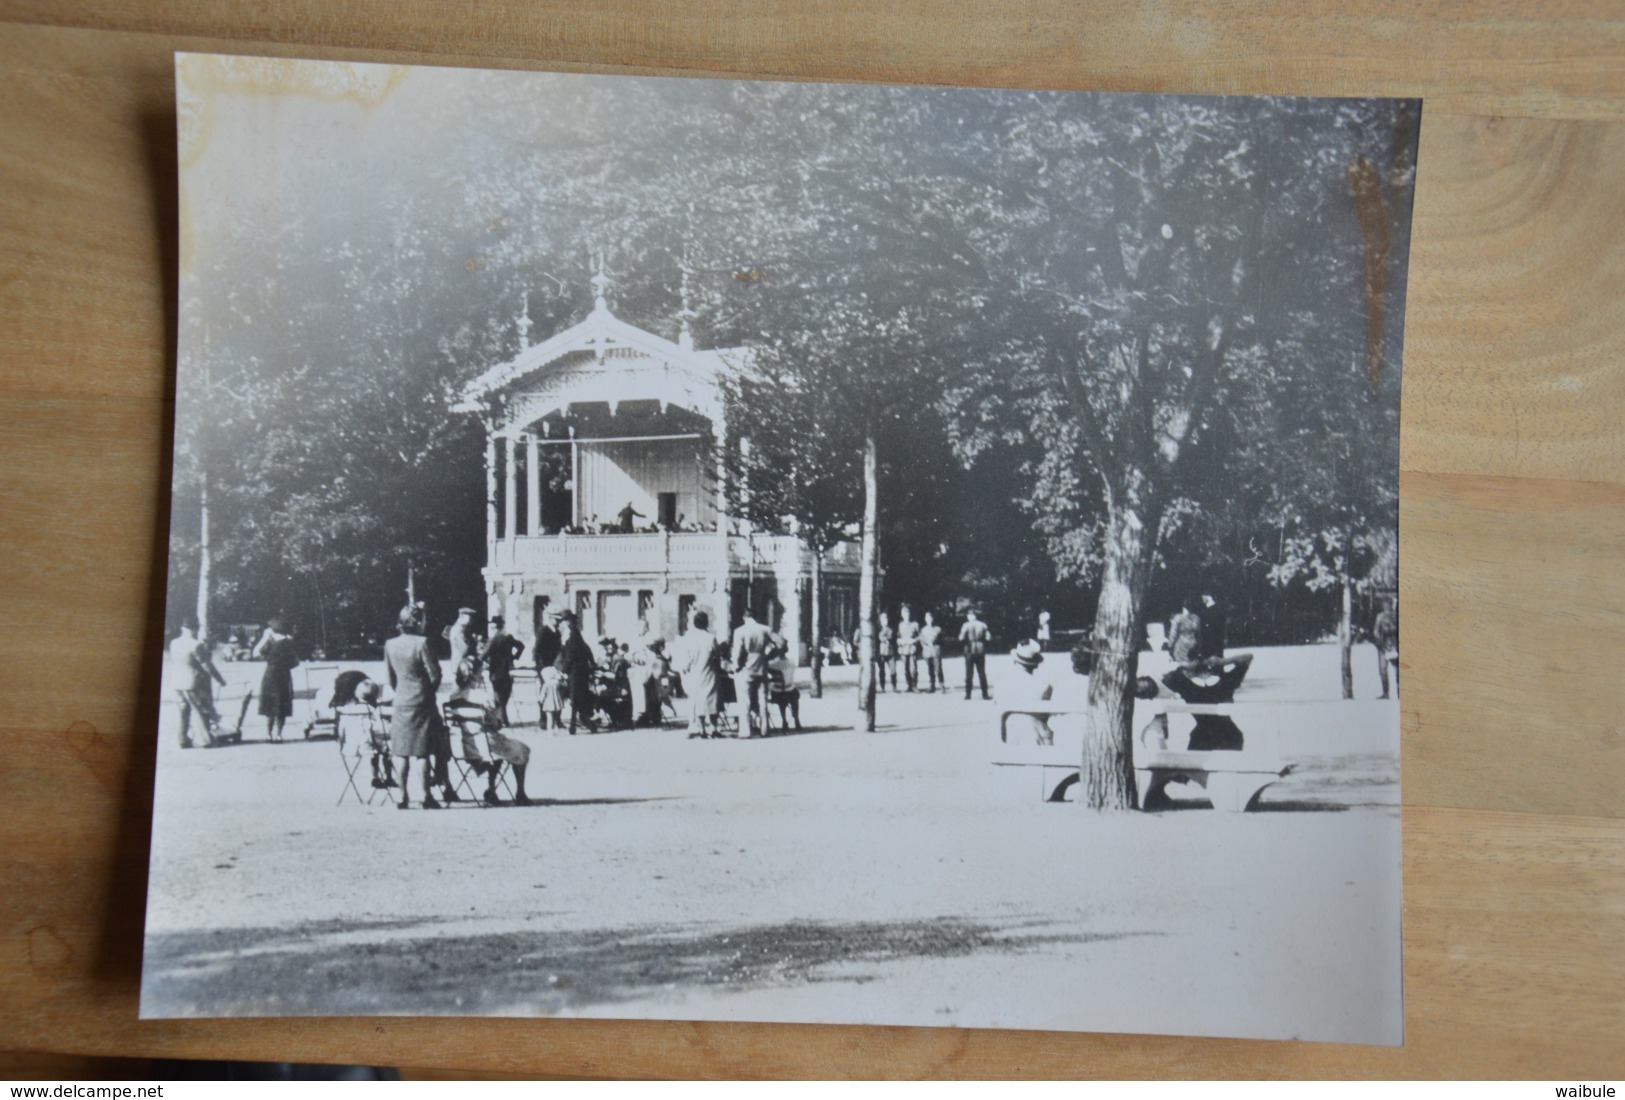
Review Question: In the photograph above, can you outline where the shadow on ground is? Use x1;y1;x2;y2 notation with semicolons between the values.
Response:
142;915;1147;1016
1073;751;1398;814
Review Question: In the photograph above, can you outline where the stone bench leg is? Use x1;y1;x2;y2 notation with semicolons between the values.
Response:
1134;769;1172;811
1203;773;1276;813
1044;766;1080;803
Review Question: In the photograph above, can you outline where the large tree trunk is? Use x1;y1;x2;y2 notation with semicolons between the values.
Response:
196;471;212;644
810;547;824;699
1081;465;1159;811
856;434;878;732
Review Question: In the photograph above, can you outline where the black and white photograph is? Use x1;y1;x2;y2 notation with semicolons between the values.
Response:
144;53;1416;1043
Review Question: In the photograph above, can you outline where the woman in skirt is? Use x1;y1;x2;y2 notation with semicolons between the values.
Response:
385;603;447;809
251;617;299;742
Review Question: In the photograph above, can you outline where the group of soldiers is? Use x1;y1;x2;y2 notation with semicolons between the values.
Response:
863;605;996;701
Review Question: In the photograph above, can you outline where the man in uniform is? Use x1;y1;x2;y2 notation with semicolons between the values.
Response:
896;604;922;692
479;614;526;726
918;610;944;692
959;609;992;701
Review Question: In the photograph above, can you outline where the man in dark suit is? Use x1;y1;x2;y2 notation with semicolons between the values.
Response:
479;614;527;726
554;612;598;734
959;609;991;700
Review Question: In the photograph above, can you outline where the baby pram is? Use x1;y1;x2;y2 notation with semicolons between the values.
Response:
298;663;349;739
191;683;255;747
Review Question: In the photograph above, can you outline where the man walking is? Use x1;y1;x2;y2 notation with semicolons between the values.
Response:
168;617;226;748
479;614;526;726
959;609;991;700
730;607;774;737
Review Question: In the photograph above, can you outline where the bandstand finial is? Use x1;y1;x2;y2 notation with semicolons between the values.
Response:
591;249;612;312
677;266;697;351
517;291;532;350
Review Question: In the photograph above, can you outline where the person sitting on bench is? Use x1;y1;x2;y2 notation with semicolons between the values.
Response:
447;655;533;805
1004;640;1055;745
1133;652;1254;751
765;634;802;732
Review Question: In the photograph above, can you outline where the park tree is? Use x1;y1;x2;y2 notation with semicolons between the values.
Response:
942;94;1415;808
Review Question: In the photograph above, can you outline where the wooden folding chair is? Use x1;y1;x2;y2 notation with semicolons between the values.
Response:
442;701;515;806
335;703;388;806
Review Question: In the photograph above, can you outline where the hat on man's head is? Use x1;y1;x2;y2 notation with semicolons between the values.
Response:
490;614;505;625
1013;639;1044;670
457;606;477;617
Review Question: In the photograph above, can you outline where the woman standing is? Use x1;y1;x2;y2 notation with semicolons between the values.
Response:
675;610;723;738
251;617;298;742
386;603;445;809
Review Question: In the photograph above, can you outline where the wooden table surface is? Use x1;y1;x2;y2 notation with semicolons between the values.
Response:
1;1;1621;1080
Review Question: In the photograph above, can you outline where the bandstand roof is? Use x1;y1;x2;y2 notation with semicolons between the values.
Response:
454;295;747;435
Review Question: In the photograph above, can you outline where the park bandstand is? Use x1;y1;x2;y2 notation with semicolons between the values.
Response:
455;277;860;663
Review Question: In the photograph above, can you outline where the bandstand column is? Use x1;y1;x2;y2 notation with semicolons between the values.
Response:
570;431;581;528
484;429;497;552
526;432;541;535
503;433;518;540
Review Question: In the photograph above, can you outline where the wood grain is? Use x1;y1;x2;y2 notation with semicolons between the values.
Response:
0;7;1622;1080
2;0;1625;120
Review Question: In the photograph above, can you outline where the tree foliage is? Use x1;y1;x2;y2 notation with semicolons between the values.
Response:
173;61;1414;753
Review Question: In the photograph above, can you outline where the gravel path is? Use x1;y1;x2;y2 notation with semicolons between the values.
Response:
141;646;1403;1043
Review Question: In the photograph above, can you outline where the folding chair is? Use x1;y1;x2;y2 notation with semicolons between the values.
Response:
335;703;390;806
442;701;516;806
299;662;341;738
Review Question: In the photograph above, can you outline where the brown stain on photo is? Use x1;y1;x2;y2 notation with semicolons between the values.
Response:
174;53;410;275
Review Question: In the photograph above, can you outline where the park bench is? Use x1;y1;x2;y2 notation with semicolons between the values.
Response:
994;704;1296;811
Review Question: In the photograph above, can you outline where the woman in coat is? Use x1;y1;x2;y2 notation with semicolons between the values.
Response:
251;617;298;742
675;609;723;739
386;603;447;809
